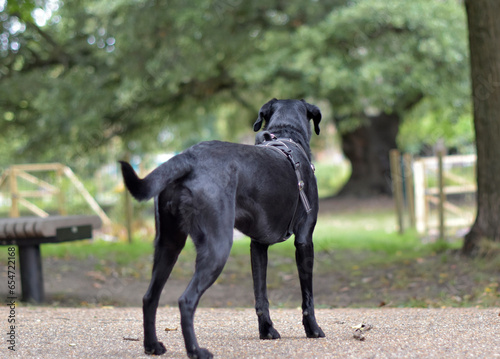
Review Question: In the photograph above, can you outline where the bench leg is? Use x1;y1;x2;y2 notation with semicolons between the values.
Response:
18;245;45;303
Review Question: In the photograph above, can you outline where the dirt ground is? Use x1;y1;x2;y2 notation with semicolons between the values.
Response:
38;245;497;309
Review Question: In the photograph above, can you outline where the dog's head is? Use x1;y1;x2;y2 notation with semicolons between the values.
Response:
253;99;322;139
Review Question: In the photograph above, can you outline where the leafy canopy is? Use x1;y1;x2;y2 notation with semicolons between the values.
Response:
0;0;471;169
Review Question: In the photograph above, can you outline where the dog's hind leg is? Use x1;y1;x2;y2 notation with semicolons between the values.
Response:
294;229;325;339
250;241;281;339
143;206;188;355
178;226;233;359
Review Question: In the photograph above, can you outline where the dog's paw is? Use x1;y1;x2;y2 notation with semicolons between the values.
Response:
259;326;281;340
305;326;325;338
144;341;167;355
303;316;326;338
188;347;213;359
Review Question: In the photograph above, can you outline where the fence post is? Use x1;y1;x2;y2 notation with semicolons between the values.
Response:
403;153;416;229
57;164;67;216
9;168;19;218
413;160;426;233
390;149;404;234
437;150;445;240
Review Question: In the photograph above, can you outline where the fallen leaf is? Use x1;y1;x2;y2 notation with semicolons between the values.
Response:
352;323;372;331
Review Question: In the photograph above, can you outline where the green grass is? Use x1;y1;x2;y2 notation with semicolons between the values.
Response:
41;209;459;264
314;211;461;257
42;239;155;265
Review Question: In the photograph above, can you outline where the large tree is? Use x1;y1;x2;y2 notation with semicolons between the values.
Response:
462;0;500;255
238;0;470;196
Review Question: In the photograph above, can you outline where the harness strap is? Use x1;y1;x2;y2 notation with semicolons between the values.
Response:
257;135;314;238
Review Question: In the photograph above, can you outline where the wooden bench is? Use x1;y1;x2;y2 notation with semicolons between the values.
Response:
0;215;102;303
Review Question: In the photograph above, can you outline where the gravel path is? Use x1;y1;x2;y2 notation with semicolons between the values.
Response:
4;307;499;358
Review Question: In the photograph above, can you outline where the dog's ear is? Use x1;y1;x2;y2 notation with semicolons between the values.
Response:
253;98;278;132
301;99;322;135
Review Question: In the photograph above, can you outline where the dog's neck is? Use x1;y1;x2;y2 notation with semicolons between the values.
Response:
263;127;312;160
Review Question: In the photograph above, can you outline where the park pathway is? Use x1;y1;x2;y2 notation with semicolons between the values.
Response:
3;307;499;358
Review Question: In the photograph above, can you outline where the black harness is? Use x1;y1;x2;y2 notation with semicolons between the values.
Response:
257;134;314;239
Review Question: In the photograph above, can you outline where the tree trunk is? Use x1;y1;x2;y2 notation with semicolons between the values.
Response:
462;0;500;255
336;112;400;197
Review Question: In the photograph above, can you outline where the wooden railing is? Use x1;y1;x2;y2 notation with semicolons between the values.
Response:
413;154;476;236
0;163;111;226
390;151;476;238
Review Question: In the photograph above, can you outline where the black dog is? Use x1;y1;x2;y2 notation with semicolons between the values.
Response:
120;99;325;358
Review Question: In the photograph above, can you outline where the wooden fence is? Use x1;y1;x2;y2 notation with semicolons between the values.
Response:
390;151;476;238
0;163;111;226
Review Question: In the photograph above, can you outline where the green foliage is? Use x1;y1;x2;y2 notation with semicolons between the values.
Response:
398;98;474;154
314;161;351;198
5;0;35;23
243;0;469;133
0;0;472;170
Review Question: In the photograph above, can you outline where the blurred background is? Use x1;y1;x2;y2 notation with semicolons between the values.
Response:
0;0;497;308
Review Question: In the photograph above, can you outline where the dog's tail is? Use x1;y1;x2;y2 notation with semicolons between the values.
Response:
119;155;192;201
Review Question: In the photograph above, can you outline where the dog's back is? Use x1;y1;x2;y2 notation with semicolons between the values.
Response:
123;140;302;243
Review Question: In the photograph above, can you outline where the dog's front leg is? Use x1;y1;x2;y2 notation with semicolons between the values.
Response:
250;241;281;339
294;240;325;338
